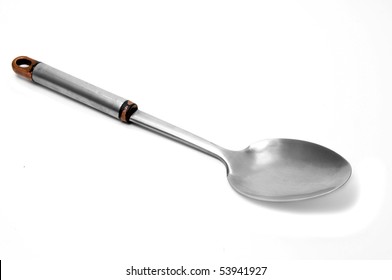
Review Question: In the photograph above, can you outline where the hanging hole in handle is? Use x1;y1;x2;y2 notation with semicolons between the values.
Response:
16;58;32;68
12;56;39;80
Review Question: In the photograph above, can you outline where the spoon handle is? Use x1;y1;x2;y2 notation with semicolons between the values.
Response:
12;56;138;123
12;56;228;162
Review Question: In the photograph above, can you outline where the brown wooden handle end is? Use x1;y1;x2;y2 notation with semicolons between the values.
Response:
12;56;40;80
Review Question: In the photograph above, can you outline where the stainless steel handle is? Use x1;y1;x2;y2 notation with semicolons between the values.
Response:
12;56;228;162
12;56;138;123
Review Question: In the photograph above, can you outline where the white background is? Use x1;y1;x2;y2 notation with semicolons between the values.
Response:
1;0;392;278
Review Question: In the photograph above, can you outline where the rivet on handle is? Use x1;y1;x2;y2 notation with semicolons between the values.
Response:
11;56;40;80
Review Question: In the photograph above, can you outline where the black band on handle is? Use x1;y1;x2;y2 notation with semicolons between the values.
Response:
119;100;138;123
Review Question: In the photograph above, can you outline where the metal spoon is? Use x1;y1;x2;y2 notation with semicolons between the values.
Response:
12;56;352;202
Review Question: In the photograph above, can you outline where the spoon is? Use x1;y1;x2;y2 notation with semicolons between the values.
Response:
12;56;352;202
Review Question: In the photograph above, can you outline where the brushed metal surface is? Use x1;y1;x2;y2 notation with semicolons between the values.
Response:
32;63;126;119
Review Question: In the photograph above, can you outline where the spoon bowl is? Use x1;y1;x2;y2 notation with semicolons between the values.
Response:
225;139;352;201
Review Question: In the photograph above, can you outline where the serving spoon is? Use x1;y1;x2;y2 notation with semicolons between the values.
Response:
12;56;352;202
